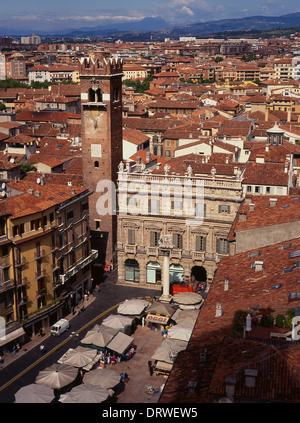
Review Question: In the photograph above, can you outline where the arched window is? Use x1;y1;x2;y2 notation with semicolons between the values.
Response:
94;161;99;168
89;88;95;102
113;88;119;102
96;88;102;102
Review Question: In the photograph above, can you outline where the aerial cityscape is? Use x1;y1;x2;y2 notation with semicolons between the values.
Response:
0;0;300;407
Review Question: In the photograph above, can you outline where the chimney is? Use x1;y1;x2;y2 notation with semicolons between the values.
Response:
244;369;258;388
146;151;151;162
245;196;252;204
249;203;255;212
265;144;269;152
287;108;291;123
269;198;277;207
254;261;264;272
200;349;207;362
215;302;223;317
239;211;247;222
224;278;229;291
265;108;269;122
71;189;76;195
188;381;197;394
225;377;236;402
35;191;41;198
225;156;229;164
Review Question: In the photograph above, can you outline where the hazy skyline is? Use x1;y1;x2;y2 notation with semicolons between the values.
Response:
0;0;300;34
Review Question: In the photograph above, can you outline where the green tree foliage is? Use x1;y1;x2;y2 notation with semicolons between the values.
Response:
231;309;250;337
123;75;153;93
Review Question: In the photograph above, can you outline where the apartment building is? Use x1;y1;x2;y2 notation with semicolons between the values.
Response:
0;178;96;349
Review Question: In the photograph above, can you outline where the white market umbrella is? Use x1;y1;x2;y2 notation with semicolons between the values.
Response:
167;325;193;342
172;309;199;328
61;346;97;368
151;338;188;364
147;301;177;317
117;299;149;316
83;368;120;389
106;332;134;355
102;314;133;330
172;292;203;305
67;384;110;403
15;383;54;403
81;327;117;348
35;363;78;389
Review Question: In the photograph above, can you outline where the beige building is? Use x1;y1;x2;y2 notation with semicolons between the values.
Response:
116;157;244;289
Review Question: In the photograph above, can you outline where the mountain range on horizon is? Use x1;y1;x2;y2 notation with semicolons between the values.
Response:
1;11;300;39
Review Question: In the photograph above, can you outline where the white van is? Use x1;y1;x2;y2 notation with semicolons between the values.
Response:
51;318;70;336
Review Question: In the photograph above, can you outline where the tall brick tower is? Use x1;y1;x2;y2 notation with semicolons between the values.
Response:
79;52;123;267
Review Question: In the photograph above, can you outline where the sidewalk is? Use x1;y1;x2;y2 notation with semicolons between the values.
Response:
0;295;96;370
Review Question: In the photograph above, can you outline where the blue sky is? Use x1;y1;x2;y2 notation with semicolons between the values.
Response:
0;0;300;33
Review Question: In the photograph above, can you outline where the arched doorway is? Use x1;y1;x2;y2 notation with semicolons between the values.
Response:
125;259;139;282
169;264;184;283
191;266;207;283
146;262;161;284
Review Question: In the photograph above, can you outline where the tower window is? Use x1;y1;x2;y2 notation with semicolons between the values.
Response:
89;88;95;102
94;161;99;168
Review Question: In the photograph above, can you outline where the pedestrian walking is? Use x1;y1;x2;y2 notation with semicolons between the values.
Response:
120;373;125;383
148;360;153;376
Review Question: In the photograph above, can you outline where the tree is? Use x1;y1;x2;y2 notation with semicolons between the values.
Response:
214;56;224;63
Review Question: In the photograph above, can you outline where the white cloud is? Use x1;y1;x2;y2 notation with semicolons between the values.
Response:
181;6;195;16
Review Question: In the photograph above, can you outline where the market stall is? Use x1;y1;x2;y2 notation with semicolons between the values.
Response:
145;301;178;331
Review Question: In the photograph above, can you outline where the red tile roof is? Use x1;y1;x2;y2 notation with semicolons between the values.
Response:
160;236;300;403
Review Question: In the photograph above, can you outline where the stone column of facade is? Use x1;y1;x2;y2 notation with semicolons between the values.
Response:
158;235;173;302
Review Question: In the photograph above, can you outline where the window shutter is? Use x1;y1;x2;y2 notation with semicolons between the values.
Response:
179;234;183;249
203;236;206;251
216;238;220;254
150;231;155;247
196;235;201;251
128;229;135;245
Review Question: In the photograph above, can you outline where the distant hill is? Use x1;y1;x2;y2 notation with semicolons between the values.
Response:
2;12;300;39
52;11;300;40
162;12;300;37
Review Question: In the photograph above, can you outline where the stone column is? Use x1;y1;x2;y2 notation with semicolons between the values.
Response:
158;235;173;303
161;251;170;299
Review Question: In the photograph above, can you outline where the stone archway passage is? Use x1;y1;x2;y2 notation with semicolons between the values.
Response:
191;265;207;283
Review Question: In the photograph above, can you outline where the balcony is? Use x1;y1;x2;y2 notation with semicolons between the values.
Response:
146;246;159;257
192;251;205;262
170;249;182;259
36;287;48;297
0;257;10;269
59;249;98;285
0;279;14;293
16;276;29;287
18;296;28;306
15;256;28;267
36;269;47;280
34;249;46;260
125;244;137;255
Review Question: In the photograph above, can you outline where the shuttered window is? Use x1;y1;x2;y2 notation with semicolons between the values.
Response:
196;236;206;252
173;233;183;249
217;238;229;254
128;229;135;245
150;231;159;247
